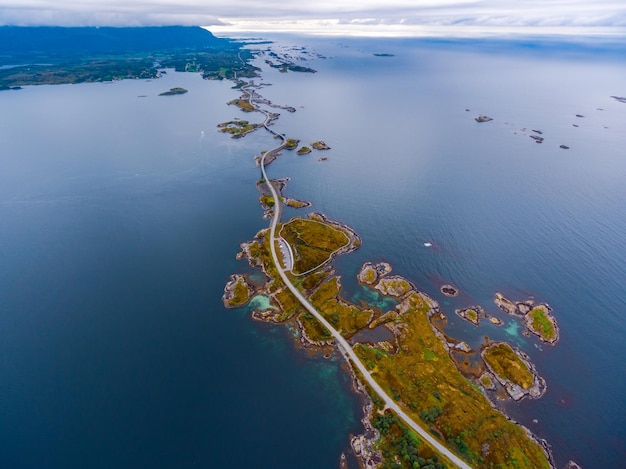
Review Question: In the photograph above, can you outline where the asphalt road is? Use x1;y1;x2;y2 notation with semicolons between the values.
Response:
240;68;470;468
259;146;471;469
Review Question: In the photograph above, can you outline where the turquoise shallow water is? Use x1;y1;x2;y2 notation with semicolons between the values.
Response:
1;35;625;468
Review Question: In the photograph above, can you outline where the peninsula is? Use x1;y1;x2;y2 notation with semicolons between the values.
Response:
0;26;257;89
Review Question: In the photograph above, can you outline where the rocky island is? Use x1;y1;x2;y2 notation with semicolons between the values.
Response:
455;305;484;326
475;115;493;122
440;284;459;297
159;87;187;96
217;119;260;139
495;293;559;344
311;140;331;150
223;274;253;308
482;342;546;400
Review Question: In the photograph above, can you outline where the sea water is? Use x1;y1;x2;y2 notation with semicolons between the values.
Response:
1;34;625;468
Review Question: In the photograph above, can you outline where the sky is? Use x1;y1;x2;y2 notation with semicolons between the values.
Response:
1;0;625;37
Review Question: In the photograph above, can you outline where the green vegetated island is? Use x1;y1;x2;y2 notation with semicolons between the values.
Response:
219;41;561;469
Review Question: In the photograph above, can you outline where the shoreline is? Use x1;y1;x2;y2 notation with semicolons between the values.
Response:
222;43;555;469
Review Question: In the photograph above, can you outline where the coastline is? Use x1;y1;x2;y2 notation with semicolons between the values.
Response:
221;42;556;469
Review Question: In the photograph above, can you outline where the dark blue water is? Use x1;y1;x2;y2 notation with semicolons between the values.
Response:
2;35;626;469
0;72;361;467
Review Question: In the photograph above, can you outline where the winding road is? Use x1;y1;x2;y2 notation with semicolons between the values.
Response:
238;68;471;468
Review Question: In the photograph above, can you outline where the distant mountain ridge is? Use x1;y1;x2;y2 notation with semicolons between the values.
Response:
0;26;229;59
0;26;256;89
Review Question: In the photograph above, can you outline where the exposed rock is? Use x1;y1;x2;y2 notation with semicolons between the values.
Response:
489;317;504;326
475;114;493;122
530;135;544;143
374;275;414;298
566;460;583;469
494;293;522;316
611;95;626;103
452;341;472;353
440;284;459;297
311;140;331;150
560;145;570;149
357;262;392;285
516;301;534;315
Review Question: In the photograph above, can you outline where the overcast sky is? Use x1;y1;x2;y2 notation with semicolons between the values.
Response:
1;0;625;36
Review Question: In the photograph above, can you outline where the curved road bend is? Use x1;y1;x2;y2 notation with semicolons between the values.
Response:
236;69;470;468
259;154;470;469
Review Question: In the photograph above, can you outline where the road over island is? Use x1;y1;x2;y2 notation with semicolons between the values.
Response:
238;73;471;468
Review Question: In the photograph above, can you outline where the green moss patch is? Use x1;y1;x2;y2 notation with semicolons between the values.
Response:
527;306;556;342
279;218;350;274
483;343;534;390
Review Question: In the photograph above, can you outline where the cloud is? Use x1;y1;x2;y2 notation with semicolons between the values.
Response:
0;0;625;36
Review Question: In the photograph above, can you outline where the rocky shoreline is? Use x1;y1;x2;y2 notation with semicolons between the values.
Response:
455;305;484;326
481;341;547;401
222;274;254;308
440;284;459;297
256;177;311;219
495;293;559;344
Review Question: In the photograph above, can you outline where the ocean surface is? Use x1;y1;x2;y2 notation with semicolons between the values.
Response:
1;35;625;468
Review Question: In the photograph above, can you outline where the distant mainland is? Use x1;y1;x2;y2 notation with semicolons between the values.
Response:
0;26;257;89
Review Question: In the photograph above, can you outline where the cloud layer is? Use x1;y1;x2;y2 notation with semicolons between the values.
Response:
1;0;625;36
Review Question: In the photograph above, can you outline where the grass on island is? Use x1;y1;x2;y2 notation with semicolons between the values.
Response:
296;146;312;155
311;140;330;150
259;194;275;207
228;98;256;112
373;412;447;469
354;291;550;468
309;277;373;338
227;276;250;307
528;307;556;341
361;266;377;285
217;120;259;138
483;343;534;390
272;287;303;322
480;374;494;389
375;277;413;298
279;218;350;274
466;310;478;322
300;312;333;342
284;138;299;150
